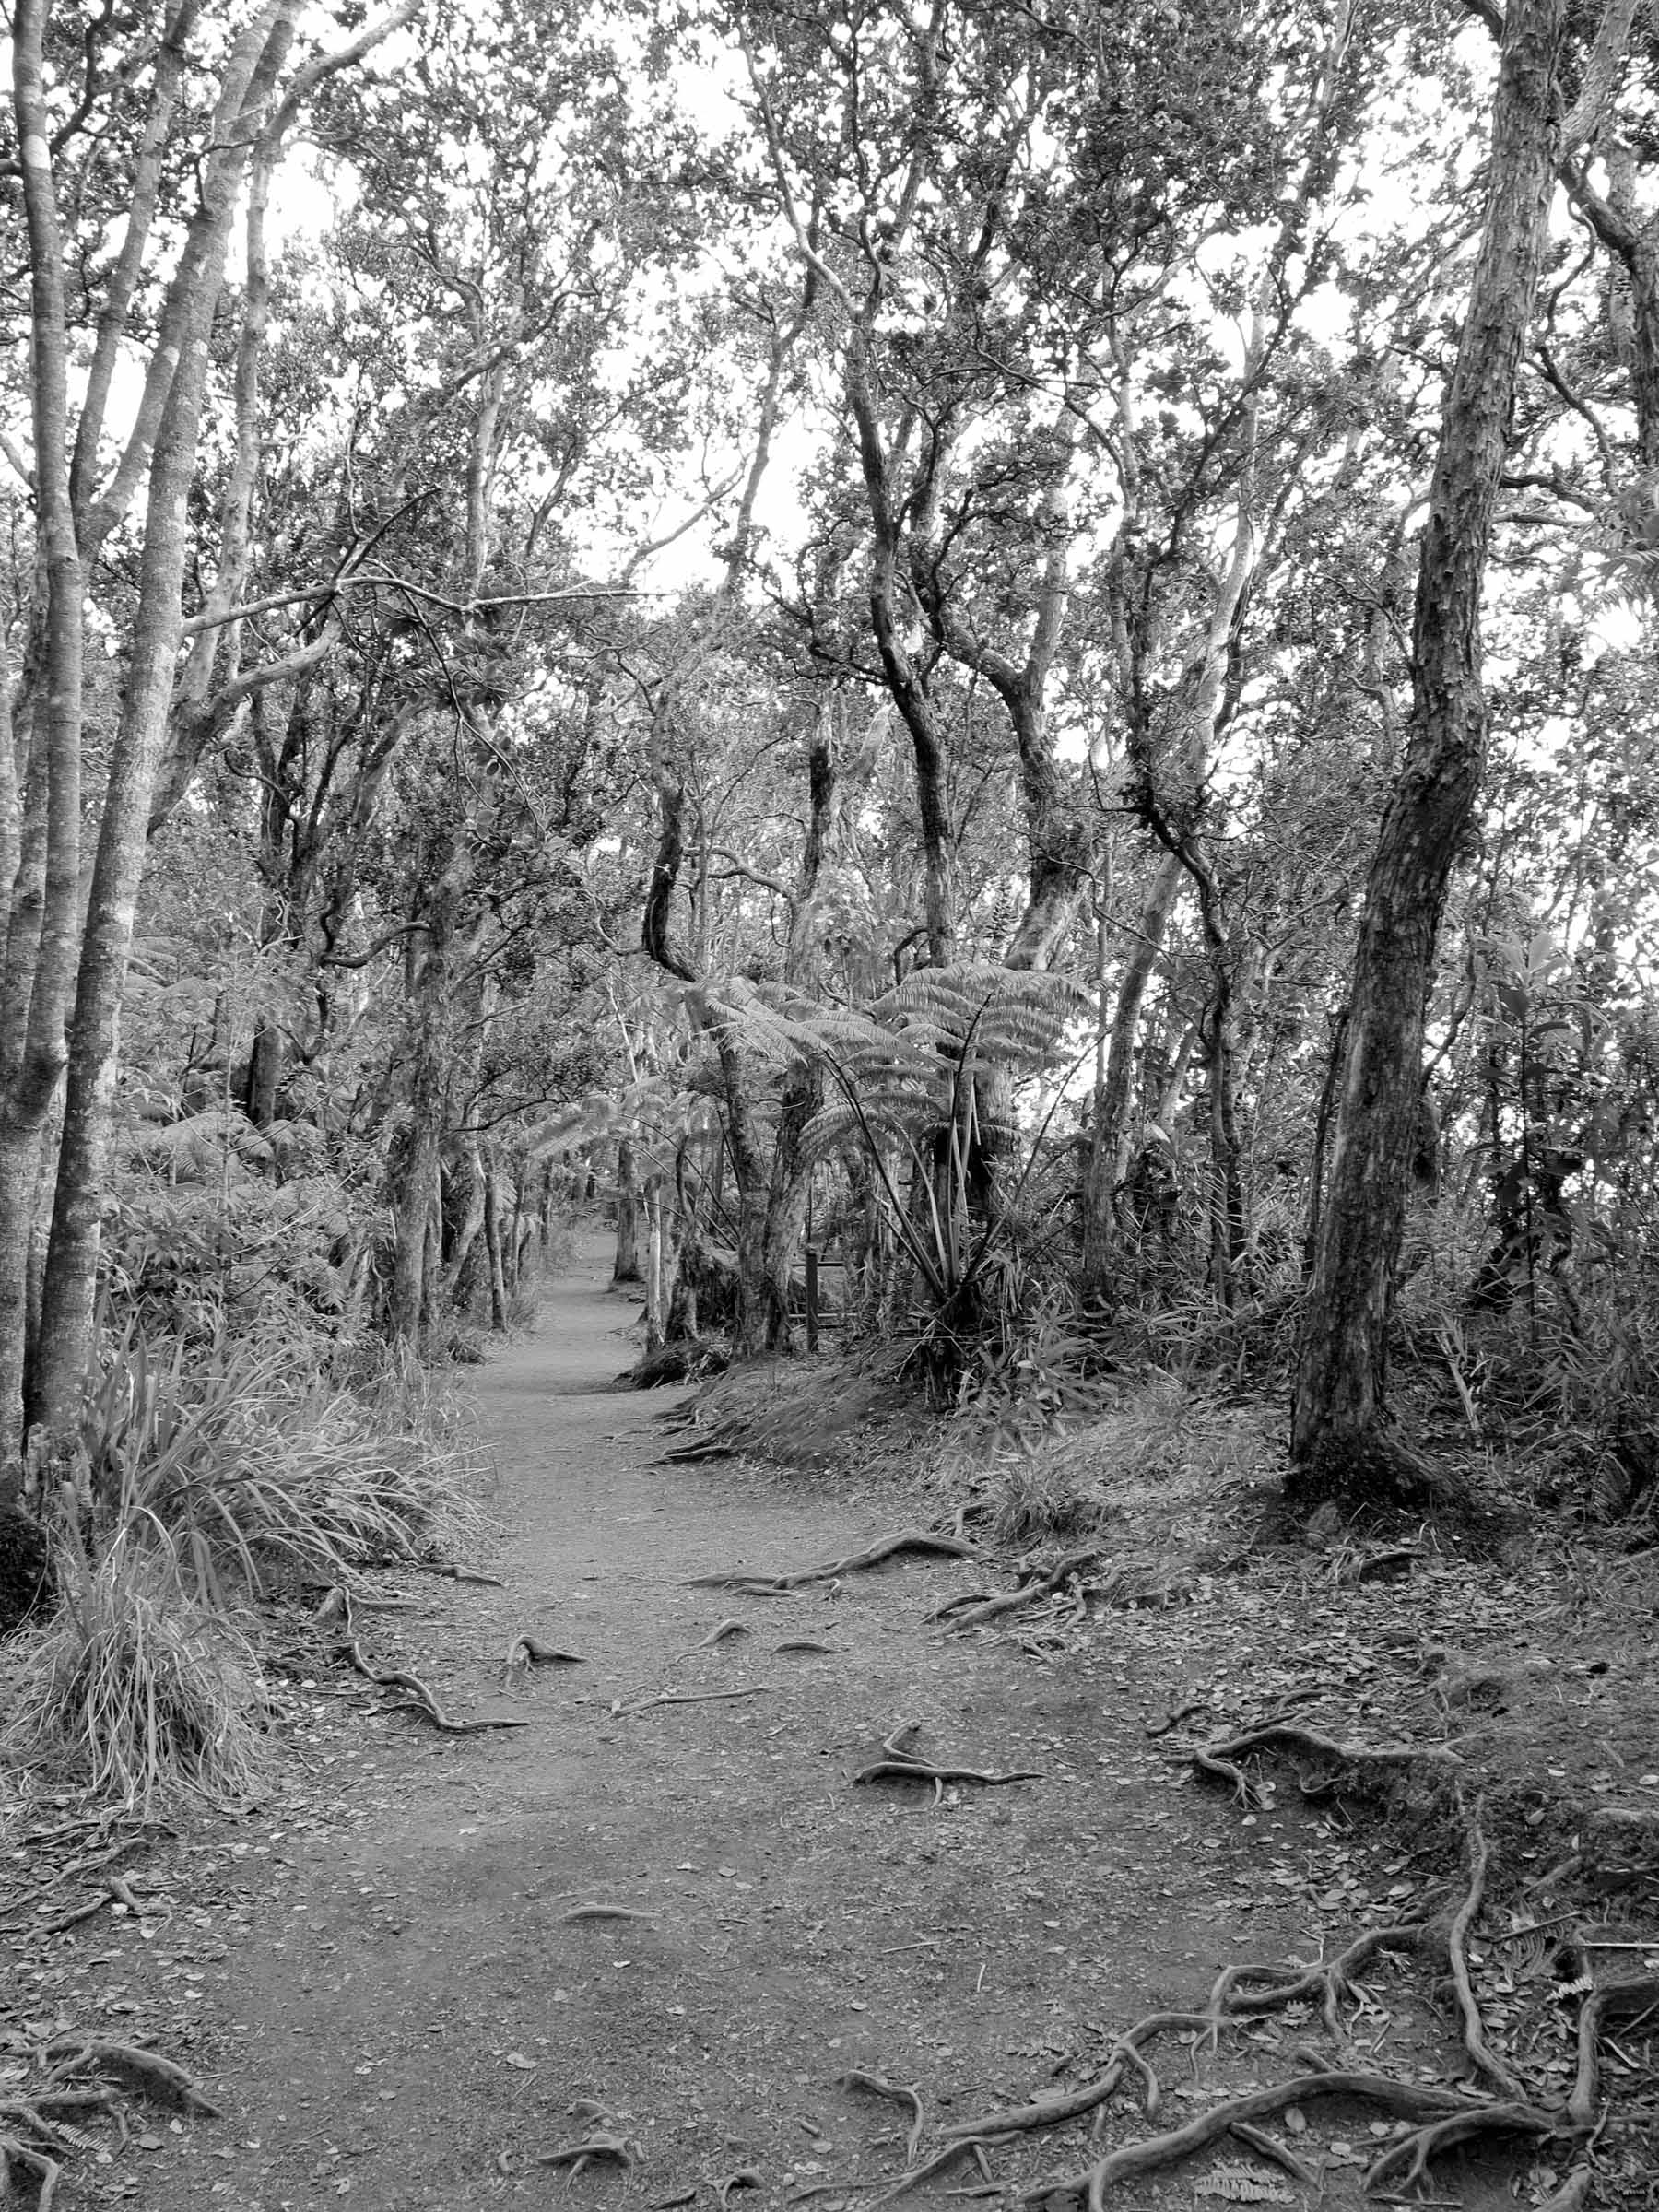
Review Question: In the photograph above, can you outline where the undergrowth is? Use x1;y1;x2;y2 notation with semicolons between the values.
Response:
1;1325;486;1810
5;1531;261;1810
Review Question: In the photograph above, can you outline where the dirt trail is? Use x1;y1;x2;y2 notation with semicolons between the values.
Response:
81;1238;1328;2210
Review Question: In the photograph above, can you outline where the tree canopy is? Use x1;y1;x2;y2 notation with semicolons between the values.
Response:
2;0;1658;1517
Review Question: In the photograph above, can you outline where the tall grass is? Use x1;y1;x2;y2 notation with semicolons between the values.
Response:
2;1324;487;1809
5;1531;260;1810
82;1324;486;1606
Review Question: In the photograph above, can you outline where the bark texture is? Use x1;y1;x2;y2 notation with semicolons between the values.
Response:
1289;0;1567;1498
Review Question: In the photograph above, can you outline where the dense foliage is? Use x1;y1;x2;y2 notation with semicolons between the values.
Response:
1;0;1657;1538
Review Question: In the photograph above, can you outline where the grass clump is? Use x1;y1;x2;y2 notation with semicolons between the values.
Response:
5;1532;259;1811
83;1325;486;1606
2;1324;487;1812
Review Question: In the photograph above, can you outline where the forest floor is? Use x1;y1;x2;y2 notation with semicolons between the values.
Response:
2;1232;1656;2212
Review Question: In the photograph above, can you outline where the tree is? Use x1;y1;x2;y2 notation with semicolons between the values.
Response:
1289;0;1570;1500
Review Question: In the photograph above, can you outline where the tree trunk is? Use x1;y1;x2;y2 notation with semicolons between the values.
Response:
482;1150;508;1334
385;857;460;1346
1290;0;1566;1500
1080;851;1184;1293
29;2;299;1442
612;1135;641;1285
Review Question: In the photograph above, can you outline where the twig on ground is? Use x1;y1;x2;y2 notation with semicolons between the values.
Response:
773;1641;841;1654
688;1530;976;1594
839;2069;926;2163
560;1904;657;1924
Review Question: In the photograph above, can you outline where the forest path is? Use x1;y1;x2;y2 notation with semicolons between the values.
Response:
127;1234;1324;2211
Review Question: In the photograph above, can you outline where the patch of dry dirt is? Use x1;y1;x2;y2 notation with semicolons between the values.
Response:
4;1237;1655;2211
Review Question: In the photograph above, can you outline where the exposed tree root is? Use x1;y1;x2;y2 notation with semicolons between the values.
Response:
1537;2168;1594;2212
1445;1797;1526;2099
618;1684;777;1718
537;2133;638;2173
1226;2120;1318;2187
1018;2071;1523;2207
938;1549;1102;1636
1363;2100;1560;2191
714;2166;763;2207
773;1640;841;1655
44;2037;221;2116
853;1722;1041;1794
323;1588;531;1735
505;1634;585;1671
1193;1720;1461;1809
684;1618;749;1651
687;1530;976;1595
1569;1974;1659;2127
0;2133;61;2212
853;1758;1042;1790
839;2068;926;2162
868;2135;1011;2205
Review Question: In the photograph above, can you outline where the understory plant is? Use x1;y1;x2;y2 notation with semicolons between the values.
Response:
4;1530;261;1810
2;1324;485;1809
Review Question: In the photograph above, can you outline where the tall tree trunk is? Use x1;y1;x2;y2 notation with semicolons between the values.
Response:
385;857;459;1346
29;2;300;1444
1290;0;1567;1500
1079;851;1184;1293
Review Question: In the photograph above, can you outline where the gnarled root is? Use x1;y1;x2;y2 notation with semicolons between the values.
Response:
839;2069;925;2163
1193;1720;1461;1809
1020;2071;1500;2208
1363;2100;1562;2192
44;2038;220;2116
0;2132;62;2212
687;1530;976;1595
323;1587;530;1735
939;1549;1102;1636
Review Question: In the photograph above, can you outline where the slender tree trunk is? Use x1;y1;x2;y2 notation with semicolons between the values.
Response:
1290;0;1567;1500
385;859;459;1346
482;1150;508;1334
1080;850;1184;1292
612;1136;641;1286
29;3;299;1441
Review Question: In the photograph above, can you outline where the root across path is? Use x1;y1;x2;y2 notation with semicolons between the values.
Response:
8;1232;1650;2212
